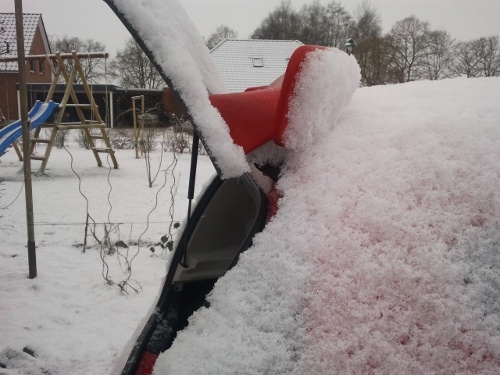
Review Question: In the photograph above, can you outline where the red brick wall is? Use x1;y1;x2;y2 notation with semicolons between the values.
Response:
0;25;52;121
26;27;52;83
0;73;19;120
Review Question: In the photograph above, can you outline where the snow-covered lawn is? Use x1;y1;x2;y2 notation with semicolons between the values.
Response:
0;142;214;374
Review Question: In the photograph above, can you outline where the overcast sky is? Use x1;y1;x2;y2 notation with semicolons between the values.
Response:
3;0;500;57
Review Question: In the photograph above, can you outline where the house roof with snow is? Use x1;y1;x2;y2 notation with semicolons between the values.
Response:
210;39;303;93
0;13;50;72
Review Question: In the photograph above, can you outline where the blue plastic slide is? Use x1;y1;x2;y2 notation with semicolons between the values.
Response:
0;100;58;156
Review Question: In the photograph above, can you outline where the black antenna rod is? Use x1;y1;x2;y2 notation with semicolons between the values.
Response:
181;132;200;267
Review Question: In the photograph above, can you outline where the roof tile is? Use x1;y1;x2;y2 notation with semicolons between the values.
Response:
210;39;303;92
0;13;42;72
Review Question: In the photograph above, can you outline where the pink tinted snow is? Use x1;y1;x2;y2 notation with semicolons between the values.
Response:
284;76;500;374
154;47;500;373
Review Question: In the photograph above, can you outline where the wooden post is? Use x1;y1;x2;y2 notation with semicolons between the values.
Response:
132;95;144;159
132;97;138;159
15;0;37;278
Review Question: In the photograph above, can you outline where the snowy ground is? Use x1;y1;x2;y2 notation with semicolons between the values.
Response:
1;76;500;375
0;140;215;374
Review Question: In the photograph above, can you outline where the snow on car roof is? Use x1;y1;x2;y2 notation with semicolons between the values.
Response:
154;62;500;373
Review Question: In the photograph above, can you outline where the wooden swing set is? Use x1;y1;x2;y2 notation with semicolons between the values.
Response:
2;51;118;173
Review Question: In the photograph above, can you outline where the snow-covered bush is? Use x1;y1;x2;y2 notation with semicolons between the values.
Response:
162;126;190;154
55;128;70;149
109;129;134;150
74;128;91;149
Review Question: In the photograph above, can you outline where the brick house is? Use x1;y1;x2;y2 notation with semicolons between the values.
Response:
0;13;52;121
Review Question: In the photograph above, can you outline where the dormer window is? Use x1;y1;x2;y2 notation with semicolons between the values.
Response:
39;59;44;74
29;60;36;72
252;57;264;68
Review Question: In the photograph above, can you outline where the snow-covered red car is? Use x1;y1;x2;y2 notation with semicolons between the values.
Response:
105;1;500;375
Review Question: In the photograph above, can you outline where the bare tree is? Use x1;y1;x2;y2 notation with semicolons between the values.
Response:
252;0;354;47
251;0;302;40
297;1;330;45
387;16;430;82
206;25;238;50
353;0;382;41
476;35;500;77
422;30;456;80
451;40;481;78
355;35;399;86
108;38;164;89
350;0;386;85
324;1;356;48
294;1;354;48
51;36;106;83
249;0;498;85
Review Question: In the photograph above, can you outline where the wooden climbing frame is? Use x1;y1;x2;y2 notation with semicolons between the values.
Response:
2;51;119;173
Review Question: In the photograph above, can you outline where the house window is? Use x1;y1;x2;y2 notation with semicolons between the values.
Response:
29;59;36;73
252;57;264;68
39;59;44;74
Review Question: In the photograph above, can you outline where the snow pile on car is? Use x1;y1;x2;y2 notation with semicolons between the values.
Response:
109;0;249;179
284;47;360;151
154;64;500;373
